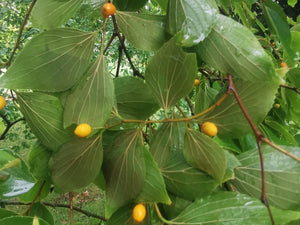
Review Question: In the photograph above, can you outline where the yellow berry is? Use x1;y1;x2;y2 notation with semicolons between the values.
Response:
0;96;6;110
194;79;200;87
74;123;92;138
132;204;146;223
273;103;280;109
201;122;218;137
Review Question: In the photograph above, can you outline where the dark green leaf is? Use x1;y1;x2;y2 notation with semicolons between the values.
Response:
27;202;54;225
19;180;51;203
171;192;300;224
114;0;147;11
232;145;300;210
114;77;159;120
116;12;169;51
150;123;218;200
0;29;95;92
198;80;278;138
50;136;102;191
0;208;16;220
63;55;114;129
197;14;279;82
223;150;241;182
31;0;84;29
103;130;146;217
195;83;218;113
184;129;227;183
0;216;50;225
137;149;171;204
17;92;73;152
27;142;51;180
167;0;218;47
145;34;197;110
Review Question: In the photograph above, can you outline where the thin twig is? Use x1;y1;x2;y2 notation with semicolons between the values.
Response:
5;0;38;67
103;33;117;54
280;84;300;95
111;15;144;79
0;201;107;221
228;75;275;225
185;96;195;116
69;192;74;225
0;114;25;140
27;181;46;216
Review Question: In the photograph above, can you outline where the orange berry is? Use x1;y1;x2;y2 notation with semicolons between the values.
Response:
0;96;6;110
194;79;200;87
201;122;218;137
74;123;92;138
132;204;146;223
102;3;116;18
280;62;287;68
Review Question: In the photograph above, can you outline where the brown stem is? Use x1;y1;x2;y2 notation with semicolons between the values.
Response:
5;0;38;67
280;84;300;95
111;15;144;79
27;181;46;216
103;33;117;54
228;75;275;225
69;192;74;225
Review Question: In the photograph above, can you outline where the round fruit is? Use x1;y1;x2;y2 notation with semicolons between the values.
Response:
102;3;116;18
194;79;200;87
273;103;280;109
280;62;287;68
0;96;6;110
132;204;146;223
201;122;218;137
74;123;92;138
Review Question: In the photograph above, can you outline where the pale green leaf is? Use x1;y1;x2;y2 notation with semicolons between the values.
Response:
198;79;278;138
17;92;73;151
197;14;279;82
184;129;227;183
232;145;300;210
195;83;218;113
145;34;197;110
114;77;160;120
103;130;146;217
50;136;102;192
171;192;300;224
137;149;171;204
0;29;95;92
63;55;114;129
114;0;148;11
150;123;218;200
116;12;169;51
167;0;218;47
31;0;84;29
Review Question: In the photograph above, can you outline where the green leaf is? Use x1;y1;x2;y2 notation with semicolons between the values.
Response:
283;86;300;125
19;180;51;203
154;0;168;10
0;216;50;225
114;77;160;120
145;34;197;110
50;136;102;191
232;145;300;210
184;129;227;183
167;0;218;47
0;29;95;92
198;79;278;138
0;208;16;220
27;142;51;180
103;130;146;217
262;0;296;64
287;67;300;88
31;0;84;29
222;150;241;182
288;0;298;7
106;204;152;225
171;192;300;224
0;176;34;199
116;12;169;51
63;55;114;129
195;83;218;113
150;123;218;200
17;92;73;152
114;0;147;11
290;31;300;62
137;149;171;204
196;14;279;82
27;203;54;225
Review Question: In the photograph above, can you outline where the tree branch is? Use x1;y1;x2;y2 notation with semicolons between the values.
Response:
0;114;25;140
280;84;300;95
5;0;38;67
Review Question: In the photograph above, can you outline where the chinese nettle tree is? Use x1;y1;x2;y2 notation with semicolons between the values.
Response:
1;0;300;224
